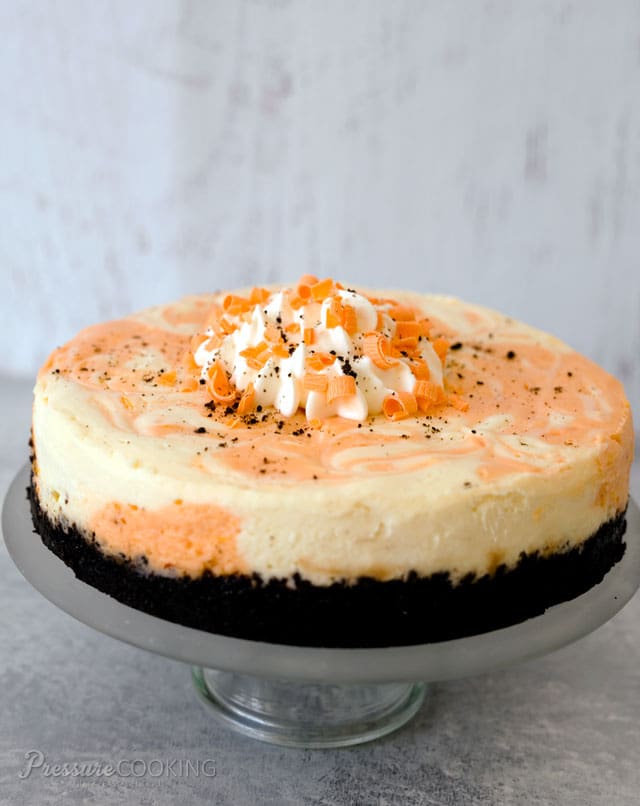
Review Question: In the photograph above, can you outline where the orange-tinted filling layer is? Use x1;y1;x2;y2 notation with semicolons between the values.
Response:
88;500;244;577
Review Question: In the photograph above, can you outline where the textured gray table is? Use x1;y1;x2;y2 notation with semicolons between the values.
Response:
1;375;639;806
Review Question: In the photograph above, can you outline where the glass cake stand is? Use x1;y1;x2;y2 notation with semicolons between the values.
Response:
4;464;640;748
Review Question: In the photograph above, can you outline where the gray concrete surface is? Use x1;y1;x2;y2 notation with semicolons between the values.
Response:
1;375;639;806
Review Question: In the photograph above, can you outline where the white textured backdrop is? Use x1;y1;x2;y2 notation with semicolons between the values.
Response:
1;1;639;424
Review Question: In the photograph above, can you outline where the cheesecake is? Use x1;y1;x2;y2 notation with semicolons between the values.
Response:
29;277;634;646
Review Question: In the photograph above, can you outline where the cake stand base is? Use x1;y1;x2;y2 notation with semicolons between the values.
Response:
192;668;426;747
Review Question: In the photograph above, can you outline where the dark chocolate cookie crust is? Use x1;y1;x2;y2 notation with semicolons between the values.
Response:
28;482;627;648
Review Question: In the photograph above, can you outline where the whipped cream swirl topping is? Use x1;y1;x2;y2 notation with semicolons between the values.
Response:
191;277;461;422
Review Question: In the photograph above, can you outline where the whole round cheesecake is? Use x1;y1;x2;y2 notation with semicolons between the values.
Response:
30;277;634;647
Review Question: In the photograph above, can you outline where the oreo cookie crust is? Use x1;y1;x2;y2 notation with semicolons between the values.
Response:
28;481;627;648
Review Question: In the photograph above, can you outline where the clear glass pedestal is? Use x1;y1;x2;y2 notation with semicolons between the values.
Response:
192;668;426;747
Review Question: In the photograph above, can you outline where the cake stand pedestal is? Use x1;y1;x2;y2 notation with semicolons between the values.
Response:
4;465;640;748
191;669;425;747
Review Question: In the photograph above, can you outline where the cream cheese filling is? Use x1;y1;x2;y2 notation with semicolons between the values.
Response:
31;289;633;585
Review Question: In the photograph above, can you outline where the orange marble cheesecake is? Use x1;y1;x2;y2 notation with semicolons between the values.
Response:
29;277;634;646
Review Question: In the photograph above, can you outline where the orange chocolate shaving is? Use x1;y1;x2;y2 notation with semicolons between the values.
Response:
311;278;334;302
362;332;398;369
303;373;329;392
326;375;357;403
307;352;335;371
409;359;431;380
207;361;236;404
325;297;344;328
395;321;423;339
382;391;418;421
431;337;450;366
342;304;358;335
387;304;416;322
237;383;256;414
414;380;446;412
222;294;252;316
249;287;271;305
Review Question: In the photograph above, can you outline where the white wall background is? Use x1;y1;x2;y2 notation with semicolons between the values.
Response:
1;1;639;423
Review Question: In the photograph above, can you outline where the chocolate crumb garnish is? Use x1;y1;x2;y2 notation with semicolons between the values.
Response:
342;360;357;379
463;481;472;488
194;427;207;434
218;442;227;448
506;350;516;360
450;342;463;351
554;386;564;393
199;378;206;385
